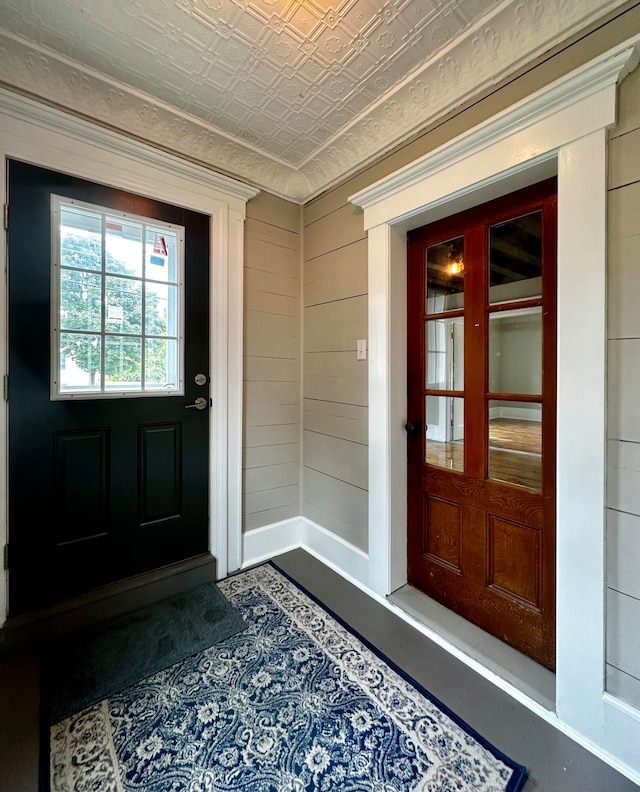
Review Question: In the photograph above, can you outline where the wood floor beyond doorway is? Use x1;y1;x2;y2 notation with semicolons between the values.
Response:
427;418;542;490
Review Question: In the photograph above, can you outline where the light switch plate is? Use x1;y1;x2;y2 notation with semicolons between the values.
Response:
356;339;367;360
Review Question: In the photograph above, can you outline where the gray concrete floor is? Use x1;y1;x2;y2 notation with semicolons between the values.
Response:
1;547;639;791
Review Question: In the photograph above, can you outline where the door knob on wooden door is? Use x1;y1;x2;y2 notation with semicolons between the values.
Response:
404;421;421;434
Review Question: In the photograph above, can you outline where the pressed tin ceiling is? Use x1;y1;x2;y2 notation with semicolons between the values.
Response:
0;0;629;202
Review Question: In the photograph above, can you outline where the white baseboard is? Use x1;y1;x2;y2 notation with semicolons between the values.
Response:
242;517;303;569
242;516;369;587
301;518;369;587
490;405;542;422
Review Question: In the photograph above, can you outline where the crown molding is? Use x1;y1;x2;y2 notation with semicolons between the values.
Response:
299;0;633;201
0;0;631;204
0;84;260;206
349;41;640;216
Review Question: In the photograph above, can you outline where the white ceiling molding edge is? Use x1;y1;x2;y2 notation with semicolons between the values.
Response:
349;42;640;217
0;0;629;204
0;84;260;205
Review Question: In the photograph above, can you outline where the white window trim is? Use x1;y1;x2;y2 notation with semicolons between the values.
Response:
349;40;640;781
0;89;258;623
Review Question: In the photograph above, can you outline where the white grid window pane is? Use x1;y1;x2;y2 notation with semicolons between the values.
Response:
106;217;144;278
105;276;142;335
145;338;178;389
105;336;142;391
146;226;178;284
60;206;102;271
145;282;179;337
60;269;102;332
59;333;102;392
52;196;184;399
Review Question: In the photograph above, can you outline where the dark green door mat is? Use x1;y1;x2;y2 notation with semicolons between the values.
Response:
46;581;246;724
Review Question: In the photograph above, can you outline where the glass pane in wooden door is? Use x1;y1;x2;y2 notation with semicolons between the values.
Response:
488;308;542;395
489;211;542;304
426;235;464;313
426;395;464;471
488;399;542;490
426;318;464;390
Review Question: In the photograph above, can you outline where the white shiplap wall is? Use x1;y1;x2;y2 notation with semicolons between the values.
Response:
302;203;369;551
606;63;640;709
243;193;301;532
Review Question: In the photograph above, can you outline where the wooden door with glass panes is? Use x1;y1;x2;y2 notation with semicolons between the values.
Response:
406;179;557;670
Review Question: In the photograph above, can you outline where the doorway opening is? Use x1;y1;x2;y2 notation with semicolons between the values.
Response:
351;43;638;755
406;179;557;672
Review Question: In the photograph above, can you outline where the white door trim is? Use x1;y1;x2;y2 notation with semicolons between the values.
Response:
350;40;640;778
0;88;258;623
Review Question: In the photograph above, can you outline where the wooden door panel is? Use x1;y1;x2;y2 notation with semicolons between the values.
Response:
424;469;544;527
407;178;556;670
410;542;552;668
54;429;110;542
488;516;540;608
423;495;462;572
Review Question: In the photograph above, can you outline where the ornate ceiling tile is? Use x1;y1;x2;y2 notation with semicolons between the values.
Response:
0;0;631;202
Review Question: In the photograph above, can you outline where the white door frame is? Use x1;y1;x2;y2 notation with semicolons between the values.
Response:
0;89;257;624
350;40;640;778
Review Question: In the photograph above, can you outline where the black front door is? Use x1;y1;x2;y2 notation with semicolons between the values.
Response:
7;160;210;616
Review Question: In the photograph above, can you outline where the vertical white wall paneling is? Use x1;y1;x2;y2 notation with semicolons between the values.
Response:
211;204;231;579
213;204;250;577
389;224;409;593
367;222;408;596
229;208;244;575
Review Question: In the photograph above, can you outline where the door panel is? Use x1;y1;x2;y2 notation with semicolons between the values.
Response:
7;160;210;616
407;179;556;670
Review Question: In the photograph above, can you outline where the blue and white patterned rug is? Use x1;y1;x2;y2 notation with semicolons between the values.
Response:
50;563;527;791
